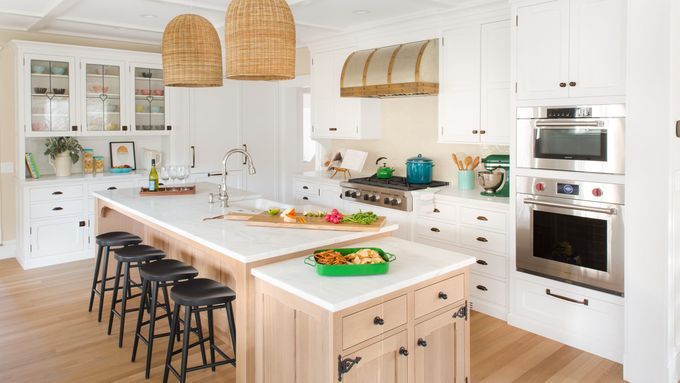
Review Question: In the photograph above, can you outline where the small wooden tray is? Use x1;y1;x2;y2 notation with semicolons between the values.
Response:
139;185;196;196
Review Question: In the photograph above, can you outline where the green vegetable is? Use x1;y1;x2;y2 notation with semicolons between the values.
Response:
304;210;327;217
267;208;281;216
342;211;378;225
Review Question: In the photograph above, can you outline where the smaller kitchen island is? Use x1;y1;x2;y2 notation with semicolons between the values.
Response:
93;183;475;383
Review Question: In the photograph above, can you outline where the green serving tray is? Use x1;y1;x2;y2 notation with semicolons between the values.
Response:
304;248;396;277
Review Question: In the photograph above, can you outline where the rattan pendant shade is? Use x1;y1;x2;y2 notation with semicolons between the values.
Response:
225;0;296;80
162;14;223;87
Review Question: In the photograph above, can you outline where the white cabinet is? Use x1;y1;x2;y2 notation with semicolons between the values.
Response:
515;0;625;100
30;215;87;259
79;59;127;136
439;19;510;144
291;175;342;209
310;49;381;140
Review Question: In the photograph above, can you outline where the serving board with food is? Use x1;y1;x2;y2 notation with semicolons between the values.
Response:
243;208;386;232
304;248;396;276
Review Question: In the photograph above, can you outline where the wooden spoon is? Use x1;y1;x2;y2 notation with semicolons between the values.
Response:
451;153;461;170
471;156;480;170
464;156;472;170
458;160;465;170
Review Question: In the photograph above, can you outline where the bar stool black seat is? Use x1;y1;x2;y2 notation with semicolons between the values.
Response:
108;245;165;348
132;259;201;379
88;231;142;322
164;278;237;383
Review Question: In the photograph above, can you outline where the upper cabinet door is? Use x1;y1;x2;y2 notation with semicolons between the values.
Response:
311;50;338;139
130;64;168;134
80;59;126;136
516;0;570;100
568;0;626;97
439;26;481;143
25;54;77;136
480;20;511;144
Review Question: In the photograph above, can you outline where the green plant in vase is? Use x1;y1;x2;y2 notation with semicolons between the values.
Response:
44;137;83;177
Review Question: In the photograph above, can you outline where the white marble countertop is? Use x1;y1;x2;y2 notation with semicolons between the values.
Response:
93;183;398;264
412;186;510;207
23;172;145;185
251;237;476;312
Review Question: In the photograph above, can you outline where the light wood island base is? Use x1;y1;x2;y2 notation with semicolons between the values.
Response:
253;269;471;383
95;198;392;383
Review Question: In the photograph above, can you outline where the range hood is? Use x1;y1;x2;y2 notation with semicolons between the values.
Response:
340;39;439;98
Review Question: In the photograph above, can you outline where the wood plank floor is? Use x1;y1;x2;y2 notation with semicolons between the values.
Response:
0;258;623;382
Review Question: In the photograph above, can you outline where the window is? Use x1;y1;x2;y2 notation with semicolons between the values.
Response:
302;88;315;163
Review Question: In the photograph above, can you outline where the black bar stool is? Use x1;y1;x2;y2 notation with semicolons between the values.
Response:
131;259;200;379
163;278;237;383
107;244;165;347
88;232;142;322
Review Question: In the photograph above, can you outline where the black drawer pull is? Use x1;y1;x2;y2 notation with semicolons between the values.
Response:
107;187;117;190
430;227;440;233
302;186;309;190
373;316;384;326
417;338;427;347
399;347;409;357
52;207;63;211
51;191;63;195
569;81;577;87
476;237;488;243
79;221;86;227
476;216;488;221
329;127;338;131
476;285;488;291
546;289;589;306
71;125;78;131
559;82;567;88
433;208;440;213
476;260;488;266
302;196;309;200
438;291;448;300
122;125;128;131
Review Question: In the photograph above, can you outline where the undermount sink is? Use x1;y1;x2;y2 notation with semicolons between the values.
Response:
227;198;292;214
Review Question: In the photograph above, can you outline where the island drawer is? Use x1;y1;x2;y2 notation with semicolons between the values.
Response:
460;207;506;232
416;200;457;221
414;274;465;318
30;199;84;219
30;184;84;203
459;226;506;254
342;295;407;349
414;218;457;244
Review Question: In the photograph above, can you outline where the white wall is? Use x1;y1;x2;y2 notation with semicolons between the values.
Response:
624;0;676;381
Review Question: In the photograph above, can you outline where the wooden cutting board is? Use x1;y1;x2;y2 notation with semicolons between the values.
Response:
244;213;386;232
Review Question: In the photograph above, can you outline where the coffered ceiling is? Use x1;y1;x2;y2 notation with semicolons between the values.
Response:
0;0;490;46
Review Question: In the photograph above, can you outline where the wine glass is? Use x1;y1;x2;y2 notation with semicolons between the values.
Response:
168;165;178;185
176;165;190;187
159;166;170;186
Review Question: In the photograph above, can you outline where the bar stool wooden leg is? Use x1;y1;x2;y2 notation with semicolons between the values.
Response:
207;305;216;372
179;306;192;383
164;302;181;383
88;244;104;313
193;308;208;367
226;301;237;355
97;246;111;322
131;278;149;363
144;281;160;379
118;262;131;348
107;259;123;335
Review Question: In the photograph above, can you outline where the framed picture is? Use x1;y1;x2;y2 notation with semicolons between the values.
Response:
109;141;136;170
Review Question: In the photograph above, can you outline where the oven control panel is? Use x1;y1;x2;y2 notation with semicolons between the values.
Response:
546;107;592;119
518;177;624;205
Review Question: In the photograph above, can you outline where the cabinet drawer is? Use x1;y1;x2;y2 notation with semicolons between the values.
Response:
414;218;457;245
88;180;138;194
471;252;507;279
294;193;319;204
342;295;407;349
459;226;506;254
416;200;457;221
414;274;465;318
293;179;319;196
460;207;506;232
30;199;84;219
470;274;506;306
29;184;84;202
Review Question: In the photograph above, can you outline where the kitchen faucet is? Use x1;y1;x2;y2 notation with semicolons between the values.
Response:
216;147;256;207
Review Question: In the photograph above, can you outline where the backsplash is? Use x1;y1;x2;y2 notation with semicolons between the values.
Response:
325;96;509;186
25;136;167;177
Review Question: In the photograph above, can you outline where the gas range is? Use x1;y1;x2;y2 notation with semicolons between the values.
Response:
341;176;449;212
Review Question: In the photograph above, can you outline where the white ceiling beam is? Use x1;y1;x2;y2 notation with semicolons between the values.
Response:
27;0;83;32
295;21;345;32
149;0;226;13
0;9;43;18
55;17;166;34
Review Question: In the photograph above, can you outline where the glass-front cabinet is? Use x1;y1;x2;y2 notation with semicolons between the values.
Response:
26;55;76;136
131;65;167;133
81;60;125;135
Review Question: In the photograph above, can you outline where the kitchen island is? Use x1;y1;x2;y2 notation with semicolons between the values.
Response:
251;237;475;383
93;183;399;383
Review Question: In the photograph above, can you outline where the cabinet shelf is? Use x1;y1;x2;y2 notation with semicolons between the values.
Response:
32;93;69;97
86;93;120;98
135;77;163;81
31;73;69;78
32;113;68;117
86;74;120;79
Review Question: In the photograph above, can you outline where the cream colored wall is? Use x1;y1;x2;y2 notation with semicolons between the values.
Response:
296;47;310;76
0;46;17;243
327;96;509;186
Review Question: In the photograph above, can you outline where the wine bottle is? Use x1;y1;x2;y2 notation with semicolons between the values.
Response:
148;159;159;191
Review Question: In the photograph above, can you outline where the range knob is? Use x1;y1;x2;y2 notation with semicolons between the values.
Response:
370;195;378;202
384;197;390;204
350;192;358;198
390;198;399;206
592;188;603;197
535;182;545;192
344;190;351;197
363;194;369;201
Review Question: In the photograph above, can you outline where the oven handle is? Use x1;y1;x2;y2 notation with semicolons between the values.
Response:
523;198;617;215
546;289;589;306
535;120;603;128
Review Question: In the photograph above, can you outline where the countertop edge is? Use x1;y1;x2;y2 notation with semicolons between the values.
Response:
251;257;476;312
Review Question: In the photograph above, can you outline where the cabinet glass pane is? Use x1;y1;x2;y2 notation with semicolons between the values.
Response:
30;59;70;132
134;67;165;131
85;64;122;132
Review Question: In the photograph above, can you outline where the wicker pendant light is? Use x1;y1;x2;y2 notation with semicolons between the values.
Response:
162;14;223;87
225;0;296;80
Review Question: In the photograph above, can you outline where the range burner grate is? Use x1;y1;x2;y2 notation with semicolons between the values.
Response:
348;175;449;191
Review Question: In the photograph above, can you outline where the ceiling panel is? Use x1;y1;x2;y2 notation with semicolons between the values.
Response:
0;0;60;16
44;19;163;44
0;13;41;30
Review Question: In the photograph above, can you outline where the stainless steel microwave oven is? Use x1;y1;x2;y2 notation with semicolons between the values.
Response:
516;104;625;174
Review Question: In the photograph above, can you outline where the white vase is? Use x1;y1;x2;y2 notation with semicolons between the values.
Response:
49;151;73;177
